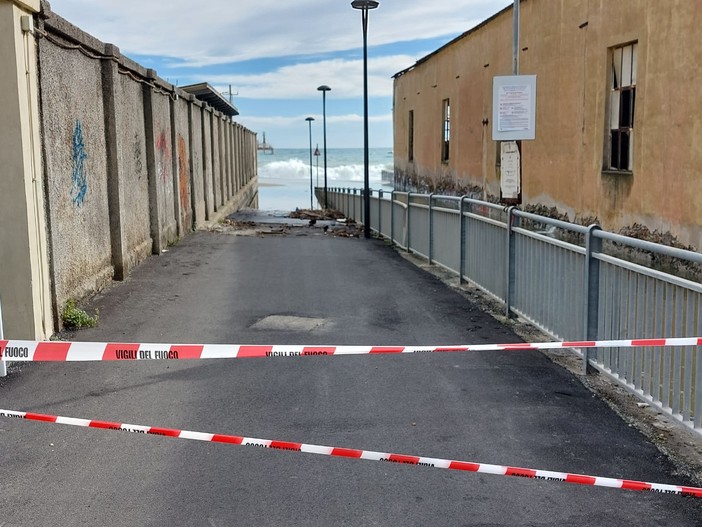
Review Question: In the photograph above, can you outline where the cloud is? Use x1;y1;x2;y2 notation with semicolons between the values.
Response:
201;54;417;100
235;113;393;148
48;0;510;66
46;0;509;148
239;113;392;129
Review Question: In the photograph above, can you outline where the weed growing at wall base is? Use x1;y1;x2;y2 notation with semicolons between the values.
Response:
61;299;98;330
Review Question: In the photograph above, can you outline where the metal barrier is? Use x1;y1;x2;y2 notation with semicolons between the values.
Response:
327;187;702;433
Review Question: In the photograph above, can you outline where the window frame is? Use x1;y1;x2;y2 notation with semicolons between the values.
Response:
604;42;637;174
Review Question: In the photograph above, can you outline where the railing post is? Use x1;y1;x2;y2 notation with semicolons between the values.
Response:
368;189;373;233
380;191;383;235
359;189;363;226
0;297;6;377
364;189;368;227
583;224;602;374
459;196;467;285
407;192;412;253
505;206;517;318
391;190;395;246
353;188;357;221
428;193;434;264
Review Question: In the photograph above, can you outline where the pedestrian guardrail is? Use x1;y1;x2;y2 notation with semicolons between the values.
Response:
326;187;702;433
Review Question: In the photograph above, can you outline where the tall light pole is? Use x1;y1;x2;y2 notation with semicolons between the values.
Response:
317;85;331;209
351;0;378;239
305;117;315;209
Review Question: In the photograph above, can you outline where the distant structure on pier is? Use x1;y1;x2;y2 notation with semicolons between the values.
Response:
257;132;274;154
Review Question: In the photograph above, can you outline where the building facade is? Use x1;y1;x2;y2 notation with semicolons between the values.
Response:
393;0;702;250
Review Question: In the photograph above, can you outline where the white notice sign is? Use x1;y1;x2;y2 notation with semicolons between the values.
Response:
492;75;537;141
500;141;520;199
498;84;531;132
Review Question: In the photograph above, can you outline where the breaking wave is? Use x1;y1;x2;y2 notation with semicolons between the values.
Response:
259;158;387;182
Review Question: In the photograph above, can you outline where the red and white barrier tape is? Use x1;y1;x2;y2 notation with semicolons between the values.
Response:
0;337;699;362
1;408;699;497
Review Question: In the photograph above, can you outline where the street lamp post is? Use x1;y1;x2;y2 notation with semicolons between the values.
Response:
317;85;331;209
305;117;315;209
351;0;379;239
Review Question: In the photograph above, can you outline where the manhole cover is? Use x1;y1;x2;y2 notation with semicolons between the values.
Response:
251;315;326;331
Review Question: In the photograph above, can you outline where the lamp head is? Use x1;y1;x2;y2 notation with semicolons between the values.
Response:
317;85;331;92
305;117;315;122
351;0;379;9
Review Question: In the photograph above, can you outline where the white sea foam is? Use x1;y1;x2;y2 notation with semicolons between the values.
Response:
259;157;386;182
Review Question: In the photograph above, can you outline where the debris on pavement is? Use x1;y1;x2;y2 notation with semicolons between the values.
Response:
210;209;364;238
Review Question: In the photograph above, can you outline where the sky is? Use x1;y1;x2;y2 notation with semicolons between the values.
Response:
48;1;511;149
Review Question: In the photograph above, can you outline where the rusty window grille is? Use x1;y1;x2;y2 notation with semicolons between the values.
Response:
608;43;637;172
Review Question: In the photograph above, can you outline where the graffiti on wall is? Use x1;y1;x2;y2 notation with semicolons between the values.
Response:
71;120;88;206
155;131;171;183
177;135;189;213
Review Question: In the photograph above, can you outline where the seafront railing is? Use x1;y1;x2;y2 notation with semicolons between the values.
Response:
323;187;702;435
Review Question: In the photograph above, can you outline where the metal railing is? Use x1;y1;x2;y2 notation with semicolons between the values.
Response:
327;187;702;433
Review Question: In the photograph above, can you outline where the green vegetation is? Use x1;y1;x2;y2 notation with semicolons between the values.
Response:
61;299;99;330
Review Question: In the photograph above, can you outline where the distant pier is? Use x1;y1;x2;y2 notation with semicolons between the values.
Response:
257;132;274;154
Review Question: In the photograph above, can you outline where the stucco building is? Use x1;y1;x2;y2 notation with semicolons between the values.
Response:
392;0;702;250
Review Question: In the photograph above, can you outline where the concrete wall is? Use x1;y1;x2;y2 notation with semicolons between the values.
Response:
211;113;222;210
38;19;114;319
172;95;191;235
202;108;215;219
189;100;205;227
393;0;702;250
144;75;178;252
24;2;258;330
107;52;151;280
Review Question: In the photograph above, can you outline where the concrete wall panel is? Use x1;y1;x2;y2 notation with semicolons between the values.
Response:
113;66;151;273
189;100;205;226
222;118;231;201
202;109;215;219
149;89;178;247
39;37;113;314
173;96;191;233
211;113;222;209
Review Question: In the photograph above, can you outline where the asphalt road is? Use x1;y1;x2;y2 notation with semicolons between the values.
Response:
1;227;700;526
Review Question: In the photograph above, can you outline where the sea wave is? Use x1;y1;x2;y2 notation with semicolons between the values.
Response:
259;158;386;182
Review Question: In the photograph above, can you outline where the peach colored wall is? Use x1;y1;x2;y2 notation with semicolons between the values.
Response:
394;0;702;249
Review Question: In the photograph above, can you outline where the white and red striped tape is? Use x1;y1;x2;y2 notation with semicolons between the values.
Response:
1;337;700;362
1;408;700;498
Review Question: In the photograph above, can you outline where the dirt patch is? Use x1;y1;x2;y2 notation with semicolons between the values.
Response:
288;208;346;221
208;216;364;238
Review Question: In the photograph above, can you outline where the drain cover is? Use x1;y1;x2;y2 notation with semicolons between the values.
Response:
251;315;326;331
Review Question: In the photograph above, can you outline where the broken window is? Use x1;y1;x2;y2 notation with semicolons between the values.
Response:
607;43;637;172
442;99;450;163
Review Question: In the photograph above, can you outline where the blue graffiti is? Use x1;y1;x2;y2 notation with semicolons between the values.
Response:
71;120;88;206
